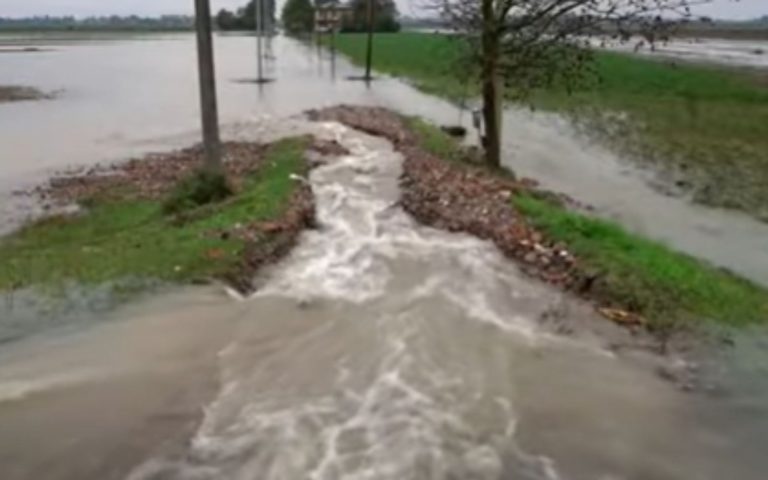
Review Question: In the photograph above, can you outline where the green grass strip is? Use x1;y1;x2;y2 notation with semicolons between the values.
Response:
514;194;768;328
0;137;307;290
405;115;768;329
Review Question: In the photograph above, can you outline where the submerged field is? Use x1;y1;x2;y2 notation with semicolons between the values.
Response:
330;32;768;221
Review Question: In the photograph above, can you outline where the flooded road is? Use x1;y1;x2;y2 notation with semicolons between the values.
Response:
1;33;768;284
2;123;766;480
1;33;768;479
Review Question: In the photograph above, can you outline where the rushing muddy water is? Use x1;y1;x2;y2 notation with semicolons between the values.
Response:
1;33;768;284
2;123;766;480
1;33;768;480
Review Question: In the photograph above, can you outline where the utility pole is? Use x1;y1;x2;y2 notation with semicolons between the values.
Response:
255;0;264;82
193;0;222;171
364;0;375;81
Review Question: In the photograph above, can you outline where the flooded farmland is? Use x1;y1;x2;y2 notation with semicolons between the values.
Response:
2;33;768;284
1;32;768;480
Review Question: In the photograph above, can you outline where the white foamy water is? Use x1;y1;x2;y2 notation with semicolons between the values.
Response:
127;123;564;480
120;122;763;480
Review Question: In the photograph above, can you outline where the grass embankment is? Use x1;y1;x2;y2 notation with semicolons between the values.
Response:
514;195;768;328
332;32;768;221
0;138;308;291
408;117;768;330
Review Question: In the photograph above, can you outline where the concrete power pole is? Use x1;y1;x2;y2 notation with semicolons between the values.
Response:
364;0;376;81
255;0;264;82
193;0;222;171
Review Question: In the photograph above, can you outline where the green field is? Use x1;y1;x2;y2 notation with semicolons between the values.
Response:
0;138;307;291
331;32;768;221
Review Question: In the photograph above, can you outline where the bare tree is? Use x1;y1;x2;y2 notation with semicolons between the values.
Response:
431;0;713;170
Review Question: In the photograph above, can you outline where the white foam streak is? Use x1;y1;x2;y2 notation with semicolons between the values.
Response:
129;122;566;480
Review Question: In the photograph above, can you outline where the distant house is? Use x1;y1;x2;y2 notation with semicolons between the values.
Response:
314;0;352;33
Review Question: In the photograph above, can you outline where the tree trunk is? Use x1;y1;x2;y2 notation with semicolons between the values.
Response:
194;0;222;172
480;0;503;170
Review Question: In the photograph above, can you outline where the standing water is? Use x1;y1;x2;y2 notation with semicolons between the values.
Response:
1;34;767;480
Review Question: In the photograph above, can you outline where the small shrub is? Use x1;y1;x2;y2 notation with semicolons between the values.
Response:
163;170;233;215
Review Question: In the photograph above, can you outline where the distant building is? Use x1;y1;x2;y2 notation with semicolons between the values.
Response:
314;0;352;33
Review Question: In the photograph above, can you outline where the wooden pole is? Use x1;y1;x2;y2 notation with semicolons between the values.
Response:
364;0;375;81
193;0;222;171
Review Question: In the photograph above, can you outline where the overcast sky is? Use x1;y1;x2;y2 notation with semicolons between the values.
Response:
1;0;765;21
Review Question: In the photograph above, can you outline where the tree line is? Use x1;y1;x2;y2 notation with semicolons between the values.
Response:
216;0;277;31
0;15;193;31
216;0;400;34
